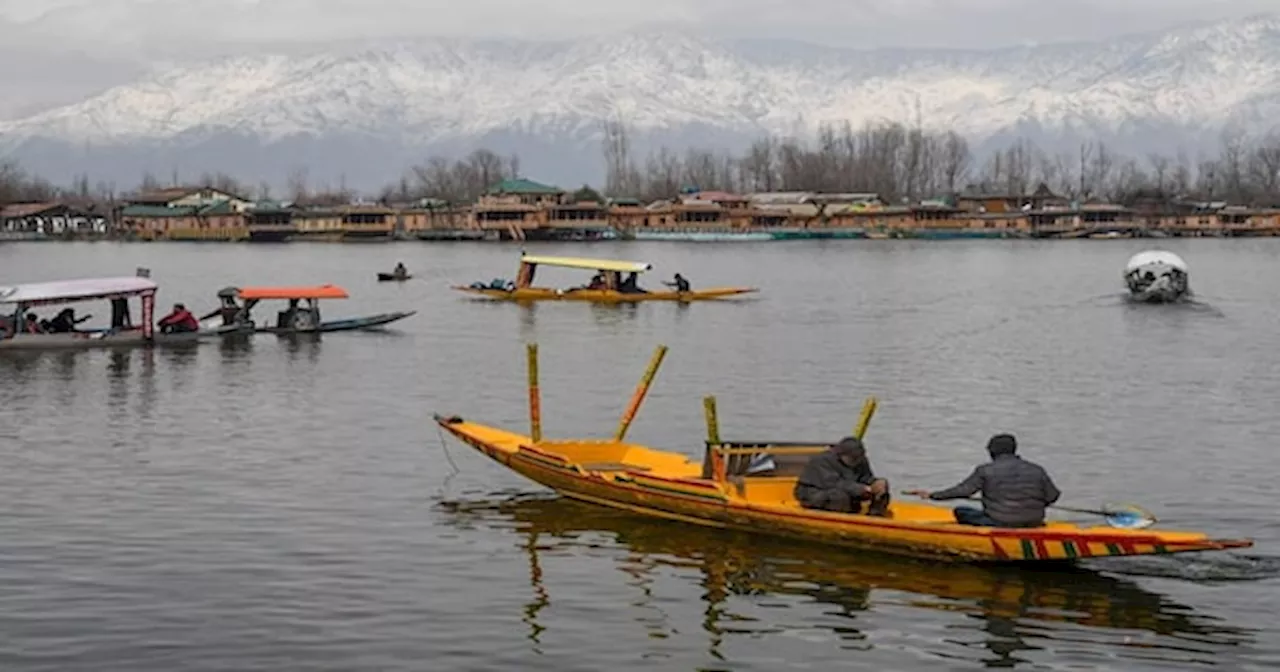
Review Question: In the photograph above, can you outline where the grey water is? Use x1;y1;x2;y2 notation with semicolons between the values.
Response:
0;239;1277;670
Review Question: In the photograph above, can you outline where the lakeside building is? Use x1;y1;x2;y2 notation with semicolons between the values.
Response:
7;179;1280;242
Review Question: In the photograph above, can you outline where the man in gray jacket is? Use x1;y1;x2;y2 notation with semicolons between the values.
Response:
905;433;1060;527
794;436;891;516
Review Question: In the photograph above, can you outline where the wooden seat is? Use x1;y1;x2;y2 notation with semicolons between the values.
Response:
580;462;651;472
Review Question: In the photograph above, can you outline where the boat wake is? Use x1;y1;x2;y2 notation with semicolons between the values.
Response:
1085;552;1280;582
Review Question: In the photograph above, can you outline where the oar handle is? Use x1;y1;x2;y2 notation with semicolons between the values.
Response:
901;491;1126;518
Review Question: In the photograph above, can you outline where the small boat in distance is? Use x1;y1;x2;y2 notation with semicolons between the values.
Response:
226;285;415;334
434;343;1252;564
1125;250;1190;303
453;253;757;302
377;262;412;282
0;275;248;350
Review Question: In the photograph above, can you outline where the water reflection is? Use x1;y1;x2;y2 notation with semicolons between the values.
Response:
158;342;200;370
280;333;323;362
442;496;1255;667
217;333;254;358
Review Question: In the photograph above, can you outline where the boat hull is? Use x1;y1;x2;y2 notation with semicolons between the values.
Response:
255;310;416;334
452;286;757;302
0;324;252;350
377;273;411;282
435;416;1252;563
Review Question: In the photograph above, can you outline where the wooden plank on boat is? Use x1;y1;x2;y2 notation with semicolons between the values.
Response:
580;462;651;472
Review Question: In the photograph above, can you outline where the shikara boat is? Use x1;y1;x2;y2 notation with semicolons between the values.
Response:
376;272;412;282
227;285;415;334
0;275;249;350
453;253;757;302
434;344;1253;564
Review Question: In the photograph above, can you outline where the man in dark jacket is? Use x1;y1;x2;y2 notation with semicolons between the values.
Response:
906;433;1060;527
794;436;890;516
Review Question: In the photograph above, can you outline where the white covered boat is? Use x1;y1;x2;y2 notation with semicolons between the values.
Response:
1124;250;1190;303
0;276;249;350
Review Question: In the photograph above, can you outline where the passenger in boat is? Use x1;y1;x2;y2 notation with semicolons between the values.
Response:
586;272;606;290
46;307;92;333
23;313;44;334
110;298;133;329
393;262;408;279
664;273;691;292
906;433;1061;528
794;436;891;516
157;303;199;333
619;272;646;294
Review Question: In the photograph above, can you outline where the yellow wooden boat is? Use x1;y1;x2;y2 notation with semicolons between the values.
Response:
434;344;1253;564
452;253;757;302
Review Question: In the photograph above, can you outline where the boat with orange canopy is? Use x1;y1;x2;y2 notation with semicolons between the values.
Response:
226;284;415;334
433;344;1253;564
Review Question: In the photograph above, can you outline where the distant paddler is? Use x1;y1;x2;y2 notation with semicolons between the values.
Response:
663;273;691;293
393;262;408;279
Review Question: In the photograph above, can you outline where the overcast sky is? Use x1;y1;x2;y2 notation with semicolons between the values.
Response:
0;0;1274;54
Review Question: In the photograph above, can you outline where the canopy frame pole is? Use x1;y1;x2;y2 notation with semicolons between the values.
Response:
853;396;878;439
614;345;668;442
527;343;542;442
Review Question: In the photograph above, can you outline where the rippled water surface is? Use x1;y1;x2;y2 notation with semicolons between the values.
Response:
0;239;1278;670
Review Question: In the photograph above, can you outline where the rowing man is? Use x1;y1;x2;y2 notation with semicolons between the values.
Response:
905;433;1060;528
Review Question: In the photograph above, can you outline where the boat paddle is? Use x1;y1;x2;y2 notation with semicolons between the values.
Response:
900;491;1157;529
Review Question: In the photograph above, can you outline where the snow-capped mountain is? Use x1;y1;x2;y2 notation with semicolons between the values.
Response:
4;14;1280;189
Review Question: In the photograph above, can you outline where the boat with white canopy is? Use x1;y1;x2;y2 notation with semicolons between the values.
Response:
0;274;247;350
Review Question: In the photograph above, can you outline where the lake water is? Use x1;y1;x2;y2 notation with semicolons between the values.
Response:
0;239;1277;671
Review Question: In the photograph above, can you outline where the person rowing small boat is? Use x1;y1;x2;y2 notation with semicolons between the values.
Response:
201;290;245;326
663;273;690;293
377;263;411;282
905;433;1061;528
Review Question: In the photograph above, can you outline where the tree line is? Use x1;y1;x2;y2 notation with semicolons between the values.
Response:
3;123;1280;209
596;121;1280;206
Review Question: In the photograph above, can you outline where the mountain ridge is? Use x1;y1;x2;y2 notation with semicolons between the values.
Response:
3;14;1280;190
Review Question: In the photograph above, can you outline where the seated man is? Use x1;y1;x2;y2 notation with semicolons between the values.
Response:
906;433;1060;528
157;303;199;333
794;436;890;516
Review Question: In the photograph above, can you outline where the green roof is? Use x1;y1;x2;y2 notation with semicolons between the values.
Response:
120;205;199;217
199;201;237;215
487;178;563;195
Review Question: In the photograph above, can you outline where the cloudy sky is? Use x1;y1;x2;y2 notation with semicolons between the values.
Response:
0;0;1273;53
0;0;1273;118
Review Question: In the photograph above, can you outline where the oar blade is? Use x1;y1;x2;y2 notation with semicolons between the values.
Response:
1102;503;1157;530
